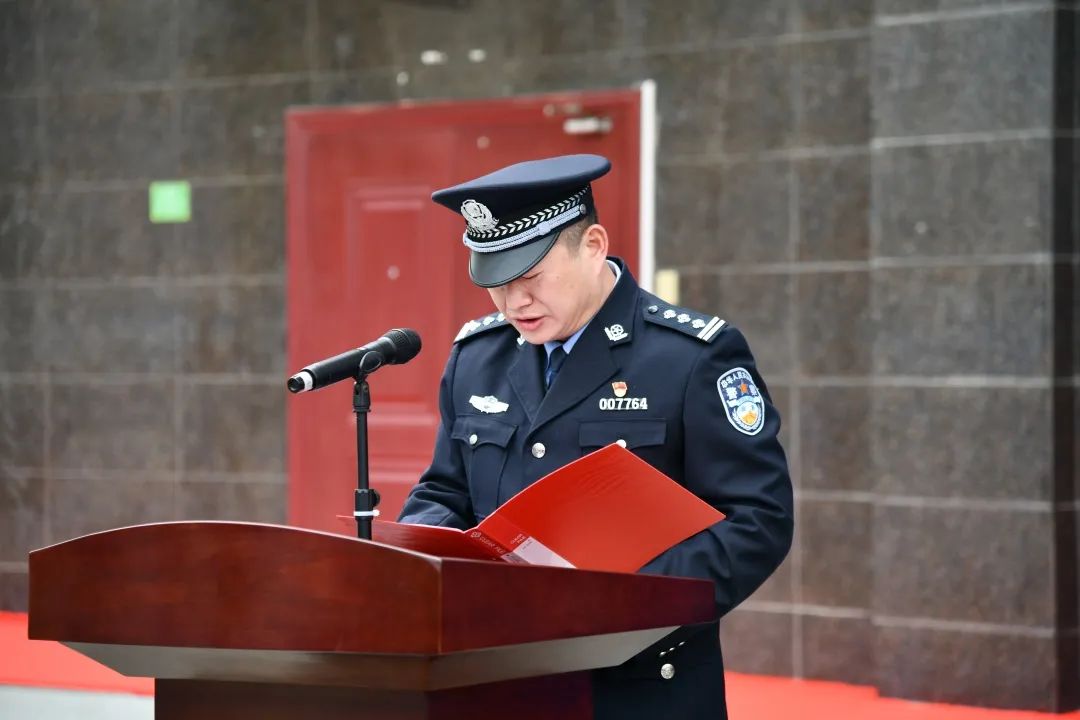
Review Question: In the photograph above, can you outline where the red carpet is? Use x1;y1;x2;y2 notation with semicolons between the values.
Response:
2;612;1076;716
1;612;151;695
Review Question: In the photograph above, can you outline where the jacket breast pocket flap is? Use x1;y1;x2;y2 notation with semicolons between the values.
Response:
451;415;516;449
579;419;666;450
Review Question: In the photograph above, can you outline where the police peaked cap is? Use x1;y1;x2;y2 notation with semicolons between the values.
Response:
432;154;611;287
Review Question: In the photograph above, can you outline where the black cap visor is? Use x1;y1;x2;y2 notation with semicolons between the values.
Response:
468;229;561;288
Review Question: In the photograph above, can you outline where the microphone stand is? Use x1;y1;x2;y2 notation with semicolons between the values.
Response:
353;352;383;540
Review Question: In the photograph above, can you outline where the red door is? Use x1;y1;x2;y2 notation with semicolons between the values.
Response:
287;89;646;533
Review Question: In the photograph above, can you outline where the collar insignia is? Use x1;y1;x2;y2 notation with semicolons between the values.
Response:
604;323;629;342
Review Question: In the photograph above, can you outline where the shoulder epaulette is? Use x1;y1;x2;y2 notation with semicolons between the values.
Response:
453;311;511;343
642;300;726;343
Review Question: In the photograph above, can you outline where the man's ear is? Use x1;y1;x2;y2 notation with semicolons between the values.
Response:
581;223;609;261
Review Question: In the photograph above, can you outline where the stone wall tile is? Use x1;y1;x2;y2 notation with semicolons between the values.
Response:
180;82;309;177
45;286;176;374
400;59;511;102
874;139;1051;258
176;480;286;524
873;387;1052;500
0;288;47;372
0;0;39;93
801;2;873;31
51;381;176;472
312;0;394;71
803;615;875;685
798;271;872;376
797;154;871;262
180;382;284;473
714;160;792;263
799;37;871;147
376;0;510;68
800;497;873;608
43;91;176;181
40;0;175;89
723;44;797;152
655;164;721;267
41;189;178;278
872;264;1050;376
0;473;44;562
638;51;727;157
0;98;41;184
174;184;285;276
874;505;1054;626
505;0;631;57
873;10;1053;137
310;70;400;106
874;625;1058;711
507;52;647;99
801;386;872;492
876;0;1053;16
720;608;794;675
624;0;794;47
0;191;48;281
0;380;45;469
48;476;174;543
178;0;307;78
176;284;285;374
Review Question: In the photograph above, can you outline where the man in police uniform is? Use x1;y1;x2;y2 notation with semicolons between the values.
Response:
398;154;793;719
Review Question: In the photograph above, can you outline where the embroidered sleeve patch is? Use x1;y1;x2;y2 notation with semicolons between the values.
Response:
717;367;765;436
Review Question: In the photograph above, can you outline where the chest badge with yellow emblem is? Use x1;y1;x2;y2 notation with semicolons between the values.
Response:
600;381;648;410
717;367;765;435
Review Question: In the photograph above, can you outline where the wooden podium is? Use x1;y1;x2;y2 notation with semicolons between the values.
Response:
28;522;715;719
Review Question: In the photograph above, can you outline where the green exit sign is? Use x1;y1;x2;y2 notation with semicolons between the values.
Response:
148;180;191;224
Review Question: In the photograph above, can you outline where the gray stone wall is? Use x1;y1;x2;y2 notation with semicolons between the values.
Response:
0;0;1075;710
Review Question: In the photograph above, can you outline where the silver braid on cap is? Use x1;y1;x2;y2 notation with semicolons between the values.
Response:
462;187;590;253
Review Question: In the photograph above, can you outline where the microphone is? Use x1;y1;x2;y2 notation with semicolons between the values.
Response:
287;328;421;393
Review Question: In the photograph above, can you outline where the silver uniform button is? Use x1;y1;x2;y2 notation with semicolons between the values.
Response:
468;433;478;446
616;438;627;448
531;442;546;459
660;663;675;680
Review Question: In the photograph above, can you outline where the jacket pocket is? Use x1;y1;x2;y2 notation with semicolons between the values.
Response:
579;418;667;450
451;415;516;518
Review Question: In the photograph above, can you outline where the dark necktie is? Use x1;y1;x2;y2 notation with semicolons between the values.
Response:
545;345;567;391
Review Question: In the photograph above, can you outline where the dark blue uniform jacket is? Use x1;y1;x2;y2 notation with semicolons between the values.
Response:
399;258;793;719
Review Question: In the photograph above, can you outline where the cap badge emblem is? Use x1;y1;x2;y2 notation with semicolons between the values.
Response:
461;199;498;233
604;323;629;342
612;381;628;398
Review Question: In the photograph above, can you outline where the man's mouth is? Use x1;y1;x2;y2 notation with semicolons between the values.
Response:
513;316;543;331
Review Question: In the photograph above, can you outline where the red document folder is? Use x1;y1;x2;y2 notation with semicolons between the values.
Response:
372;444;725;573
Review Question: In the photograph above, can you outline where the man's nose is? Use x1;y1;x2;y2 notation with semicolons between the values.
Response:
504;280;531;309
